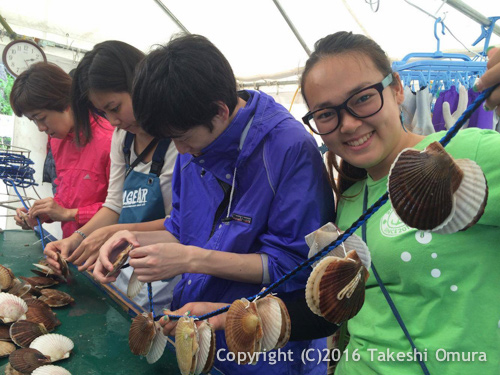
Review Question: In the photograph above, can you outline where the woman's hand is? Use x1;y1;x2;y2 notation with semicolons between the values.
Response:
160;302;229;336
93;230;141;283
43;235;82;274
476;47;500;115
14;208;37;230
66;226;117;272
29;197;76;222
128;242;193;282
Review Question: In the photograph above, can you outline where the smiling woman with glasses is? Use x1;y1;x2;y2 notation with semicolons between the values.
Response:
302;74;393;135
300;31;500;375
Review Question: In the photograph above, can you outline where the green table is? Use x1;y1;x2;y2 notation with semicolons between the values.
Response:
0;230;182;375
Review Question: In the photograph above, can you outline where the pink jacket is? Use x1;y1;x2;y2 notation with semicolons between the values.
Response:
50;116;113;238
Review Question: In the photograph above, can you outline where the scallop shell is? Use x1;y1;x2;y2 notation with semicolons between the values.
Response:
31;261;66;282
201;323;216;374
26;299;61;332
127;271;144;299
0;340;16;357
29;333;74;362
0;293;28;323
38;289;74;308
269;295;291;350
194;321;215;375
32;365;72;375
306;223;346;262
129;312;156;356
388;141;463;230
146;322;167;364
32;262;57;277
55;253;70;279
106;242;134;278
175;317;199;375
5;363;24;375
318;250;368;324
306;256;336;317
255;296;281;352
8;348;50;373
306;223;371;269
10;320;48;348
19;276;58;289
225;298;263;365
20;293;37;302
7;278;32;298
0;324;12;341
434;158;488;234
0;265;15;291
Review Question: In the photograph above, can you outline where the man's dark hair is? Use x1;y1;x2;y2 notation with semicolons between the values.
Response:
132;34;238;138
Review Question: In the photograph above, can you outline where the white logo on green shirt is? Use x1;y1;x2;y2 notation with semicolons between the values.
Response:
380;207;411;237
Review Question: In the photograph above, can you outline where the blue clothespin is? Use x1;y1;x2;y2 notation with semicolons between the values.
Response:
472;17;500;58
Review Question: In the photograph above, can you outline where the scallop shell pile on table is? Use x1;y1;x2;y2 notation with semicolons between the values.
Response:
224;295;291;365
305;224;371;324
0;261;75;375
174;316;216;375
388;141;488;233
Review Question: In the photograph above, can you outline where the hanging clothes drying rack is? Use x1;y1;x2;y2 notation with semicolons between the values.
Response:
392;17;498;93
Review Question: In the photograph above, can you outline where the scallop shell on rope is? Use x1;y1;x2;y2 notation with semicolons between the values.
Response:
165;313;217;375
224;295;291;366
387;141;488;233
305;224;371;324
127;311;168;364
175;316;200;374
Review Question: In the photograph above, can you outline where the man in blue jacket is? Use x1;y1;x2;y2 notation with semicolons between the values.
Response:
95;34;335;375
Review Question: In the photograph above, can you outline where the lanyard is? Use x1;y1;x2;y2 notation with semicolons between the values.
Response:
363;186;431;375
124;136;159;178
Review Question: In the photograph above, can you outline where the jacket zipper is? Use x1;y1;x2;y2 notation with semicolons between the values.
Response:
209;178;232;240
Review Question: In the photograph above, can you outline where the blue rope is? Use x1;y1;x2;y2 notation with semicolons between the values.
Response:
7;180;46;250
147;282;156;319
1;150;45;249
157;84;498;322
0;151;37;188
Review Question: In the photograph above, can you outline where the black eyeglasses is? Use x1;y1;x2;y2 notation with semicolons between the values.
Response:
302;74;394;135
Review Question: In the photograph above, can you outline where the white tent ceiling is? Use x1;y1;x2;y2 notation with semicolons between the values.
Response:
1;0;500;83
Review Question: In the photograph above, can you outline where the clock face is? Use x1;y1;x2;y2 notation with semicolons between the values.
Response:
2;40;47;77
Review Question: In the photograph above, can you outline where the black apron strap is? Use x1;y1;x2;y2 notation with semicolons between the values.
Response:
149;138;172;177
122;131;135;167
122;133;159;178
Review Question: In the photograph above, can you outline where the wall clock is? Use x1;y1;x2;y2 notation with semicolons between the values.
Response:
2;39;47;77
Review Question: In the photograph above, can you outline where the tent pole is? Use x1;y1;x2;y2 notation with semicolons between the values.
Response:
271;0;311;56
444;0;500;37
0;13;17;39
153;0;190;34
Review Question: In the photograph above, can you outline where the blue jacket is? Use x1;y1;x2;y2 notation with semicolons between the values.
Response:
165;90;335;374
